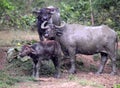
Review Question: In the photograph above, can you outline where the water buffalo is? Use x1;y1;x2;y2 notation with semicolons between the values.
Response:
19;40;62;78
42;21;118;75
33;6;61;41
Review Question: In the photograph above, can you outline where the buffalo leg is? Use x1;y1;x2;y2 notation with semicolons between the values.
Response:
107;41;117;75
110;54;117;75
32;60;38;77
96;53;108;74
38;30;44;41
68;47;76;74
35;60;41;78
32;60;41;78
52;57;61;78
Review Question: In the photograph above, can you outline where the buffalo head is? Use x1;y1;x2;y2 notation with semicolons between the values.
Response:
42;21;66;39
34;8;52;22
33;6;59;22
19;45;37;57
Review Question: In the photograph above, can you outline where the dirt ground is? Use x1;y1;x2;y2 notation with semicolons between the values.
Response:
1;52;120;88
12;73;120;88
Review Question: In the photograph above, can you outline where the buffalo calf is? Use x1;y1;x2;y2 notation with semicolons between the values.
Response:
19;40;62;78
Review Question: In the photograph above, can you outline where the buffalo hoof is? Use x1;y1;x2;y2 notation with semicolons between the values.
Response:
95;71;102;75
32;73;39;77
110;72;117;75
32;75;39;80
54;74;60;78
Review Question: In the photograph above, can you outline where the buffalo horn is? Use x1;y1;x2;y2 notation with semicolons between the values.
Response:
55;21;66;28
32;10;40;14
41;21;49;29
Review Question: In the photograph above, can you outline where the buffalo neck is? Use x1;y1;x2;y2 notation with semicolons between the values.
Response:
28;53;39;59
56;25;66;37
56;29;66;43
37;20;44;29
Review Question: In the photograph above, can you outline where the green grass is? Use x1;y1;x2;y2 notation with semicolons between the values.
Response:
0;71;22;88
114;84;120;88
0;70;40;88
93;54;100;62
78;79;104;88
68;74;105;88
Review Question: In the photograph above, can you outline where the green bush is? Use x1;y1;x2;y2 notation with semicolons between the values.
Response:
11;39;38;46
0;11;36;30
60;1;91;24
40;60;55;76
114;84;120;88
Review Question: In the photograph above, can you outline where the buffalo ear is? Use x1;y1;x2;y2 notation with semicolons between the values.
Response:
55;28;63;36
45;8;53;15
32;8;41;13
47;6;59;14
32;9;41;17
56;31;63;36
31;48;38;55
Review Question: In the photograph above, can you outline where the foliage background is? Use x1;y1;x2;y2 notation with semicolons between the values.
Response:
0;0;120;32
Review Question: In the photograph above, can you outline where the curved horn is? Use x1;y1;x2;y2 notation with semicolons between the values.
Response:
32;10;41;14
55;21;66;28
41;21;49;29
47;6;56;14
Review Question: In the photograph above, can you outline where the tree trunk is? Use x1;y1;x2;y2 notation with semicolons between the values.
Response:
90;0;94;25
26;0;34;13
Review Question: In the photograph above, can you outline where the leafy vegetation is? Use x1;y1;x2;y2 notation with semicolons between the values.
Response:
0;0;120;31
114;84;120;88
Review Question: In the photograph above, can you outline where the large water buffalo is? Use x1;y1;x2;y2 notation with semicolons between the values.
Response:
19;40;62;78
33;6;61;41
42;21;118;75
